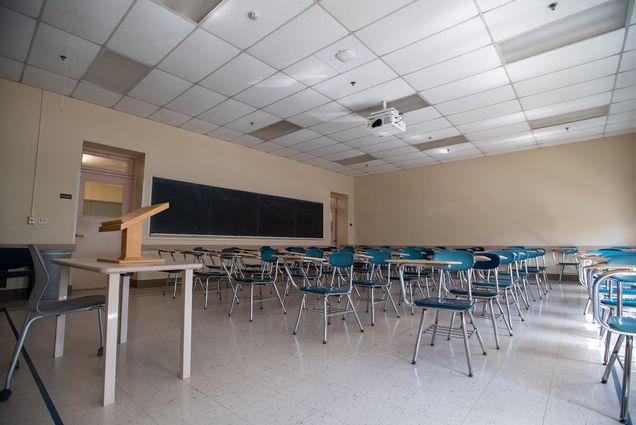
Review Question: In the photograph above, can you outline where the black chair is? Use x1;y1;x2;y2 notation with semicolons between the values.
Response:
0;245;105;401
0;247;34;295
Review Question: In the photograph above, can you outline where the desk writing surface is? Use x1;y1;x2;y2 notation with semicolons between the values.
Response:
386;259;461;266
52;258;201;274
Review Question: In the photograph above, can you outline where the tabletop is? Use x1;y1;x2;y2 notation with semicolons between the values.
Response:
52;258;202;273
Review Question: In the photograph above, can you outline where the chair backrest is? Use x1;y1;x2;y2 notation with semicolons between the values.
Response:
509;245;525;249
560;246;578;254
340;246;355;253
329;251;354;268
487;250;514;265
27;245;49;314
306;248;324;259
606;255;636;283
434;250;475;271
222;247;239;253
472;252;500;270
261;249;278;263
400;247;422;260
287;246;305;254
370;250;391;265
420;248;435;259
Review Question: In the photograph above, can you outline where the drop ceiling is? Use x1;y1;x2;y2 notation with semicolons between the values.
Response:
1;0;636;176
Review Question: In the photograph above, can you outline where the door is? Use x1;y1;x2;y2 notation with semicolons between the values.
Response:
330;195;338;247
73;151;134;289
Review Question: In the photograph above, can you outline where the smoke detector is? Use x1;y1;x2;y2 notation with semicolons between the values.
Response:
335;49;357;63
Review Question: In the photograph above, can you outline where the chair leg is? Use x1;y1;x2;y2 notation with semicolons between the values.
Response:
204;279;209;310
346;294;364;333
1;313;35;400
447;312;456;341
510;288;525;321
172;274;179;299
602;334;625;383
468;310;487;355
323;296;328;344
249;284;254;322
604;330;613;365
496;298;513;336
97;308;104;356
460;312;473;377
583;298;591;315
271;283;287;315
370;287;375;326
293;294;306;335
489;299;500;349
620;335;633;422
559;264;564;282
412;309;427;365
386;288;400;318
430;310;440;346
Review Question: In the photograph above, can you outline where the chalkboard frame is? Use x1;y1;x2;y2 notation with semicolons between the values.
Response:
149;177;324;239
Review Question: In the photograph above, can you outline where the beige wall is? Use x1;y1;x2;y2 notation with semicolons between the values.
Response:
355;134;636;247
0;79;354;247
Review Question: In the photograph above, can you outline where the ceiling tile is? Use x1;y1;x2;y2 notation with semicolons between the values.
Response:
372;146;420;159
107;0;194;66
287;152;315;161
251;141;283;153
513;55;620;97
605;121;636;133
337;78;415;112
356;0;478;56
72;81;122;107
165;84;225;116
150;108;191;126
270;146;300;158
28;23;100;79
420;67;510;104
114;96;159;118
313;59;397;100
309;113;366;135
248;5;348;69
343;134;393;149
197;98;255;125
476;0;513;12
330;125;375;142
234;72;305;108
471;130;534;147
41;0;133;44
524;92;612;120
0;6;36;61
383;17;491;76
616;68;636;89
448;99;522;126
520;75;615;110
435;85;516;116
399;127;462;145
0;56;23;80
313;35;377;73
201;0;313;49
625;24;636;51
481;140;536;155
207;126;243;141
0;0;43;17
199;53;275;97
466;122;532;141
225;110;280;133
359;139;409;154
456;111;526;133
263;88;330;118
613;85;636;103
405;45;502;91
22;65;77;95
270;129;321;146
506;29;625;82
320;0;412;31
158;29;239;83
385;150;431;163
607;110;636;124
610;98;636;114
128;69;191;106
620;49;636;71
283;56;338;87
433;149;483;162
82;49;150;94
180;118;218;134
483;0;609;41
403;106;442;125
401;117;453;137
293;136;338;152
325;149;365;161
231;134;262;147
287;102;351;127
308;142;353;156
533;117;607;139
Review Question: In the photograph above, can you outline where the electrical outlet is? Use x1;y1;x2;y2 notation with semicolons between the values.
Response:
38;217;47;225
27;216;36;225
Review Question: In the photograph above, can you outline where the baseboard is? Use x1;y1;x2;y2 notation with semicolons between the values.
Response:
131;278;165;288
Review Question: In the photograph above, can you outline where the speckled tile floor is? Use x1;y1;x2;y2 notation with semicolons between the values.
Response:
0;281;630;425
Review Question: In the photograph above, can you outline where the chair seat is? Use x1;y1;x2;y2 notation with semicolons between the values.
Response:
195;271;226;278
473;281;513;289
558;262;578;266
608;316;636;333
300;286;349;295
288;270;320;279
599;287;636;295
414;297;475;310
38;295;105;315
499;272;528;278
391;275;418;282
525;267;545;273
449;288;498;298
601;298;636;308
352;279;387;287
234;277;274;285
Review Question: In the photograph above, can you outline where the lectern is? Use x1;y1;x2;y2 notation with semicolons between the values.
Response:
97;202;169;264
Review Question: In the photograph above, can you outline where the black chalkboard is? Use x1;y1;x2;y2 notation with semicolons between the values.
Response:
150;177;323;238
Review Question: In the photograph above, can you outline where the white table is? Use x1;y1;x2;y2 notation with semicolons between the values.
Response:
51;258;202;406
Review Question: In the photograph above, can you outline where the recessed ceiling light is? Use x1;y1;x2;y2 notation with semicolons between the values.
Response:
249;120;302;140
498;0;629;63
528;105;609;130
82;49;150;94
335;49;357;63
336;154;377;166
412;135;467;151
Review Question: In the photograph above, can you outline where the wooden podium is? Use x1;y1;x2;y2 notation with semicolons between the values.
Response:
97;202;169;264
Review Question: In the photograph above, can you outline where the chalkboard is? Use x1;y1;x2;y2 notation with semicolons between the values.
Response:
150;177;323;238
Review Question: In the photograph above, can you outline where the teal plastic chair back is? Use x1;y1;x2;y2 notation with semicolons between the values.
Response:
433;250;475;271
340;246;355;253
560;246;578;254
306;248;324;259
330;252;354;268
370;250;391;265
287;247;305;254
489;250;514;265
607;255;636;283
261;249;278;263
223;247;239;253
472;253;500;270
400;248;422;260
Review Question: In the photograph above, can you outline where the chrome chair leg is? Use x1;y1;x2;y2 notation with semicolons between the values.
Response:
604;330;613;365
430;310;440;346
346;294;364;333
447;312;456;341
583;298;592;315
249;285;254;322
293;294;306;335
602;334;625;383
488;300;500;349
271;281;287;315
228;283;240;316
460;312;473;377
510;288;525;321
323;296;328;344
2;313;38;398
370;287;375;326
412;309;427;364
468;310;487;355
620;336;632;422
496;298;513;336
385;288;400;318
97;308;104;356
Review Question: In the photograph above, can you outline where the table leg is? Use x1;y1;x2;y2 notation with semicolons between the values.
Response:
119;275;130;344
54;267;70;358
102;273;120;406
179;269;193;379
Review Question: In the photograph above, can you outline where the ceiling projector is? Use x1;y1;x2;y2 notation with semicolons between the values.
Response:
366;101;406;136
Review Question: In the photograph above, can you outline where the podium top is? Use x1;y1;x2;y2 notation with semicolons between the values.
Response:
99;202;169;232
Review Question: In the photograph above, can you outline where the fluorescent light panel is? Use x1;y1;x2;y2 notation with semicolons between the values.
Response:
336;154;377;166
528;105;609;130
355;94;430;117
249;121;302;141
498;0;629;63
83;49;150;94
412;135;468;151
154;0;224;23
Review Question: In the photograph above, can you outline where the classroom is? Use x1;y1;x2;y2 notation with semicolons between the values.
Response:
1;0;636;424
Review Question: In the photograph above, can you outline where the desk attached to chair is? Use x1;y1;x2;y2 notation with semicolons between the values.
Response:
51;258;201;406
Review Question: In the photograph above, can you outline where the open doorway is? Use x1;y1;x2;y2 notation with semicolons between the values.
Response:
330;192;349;248
73;143;144;289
